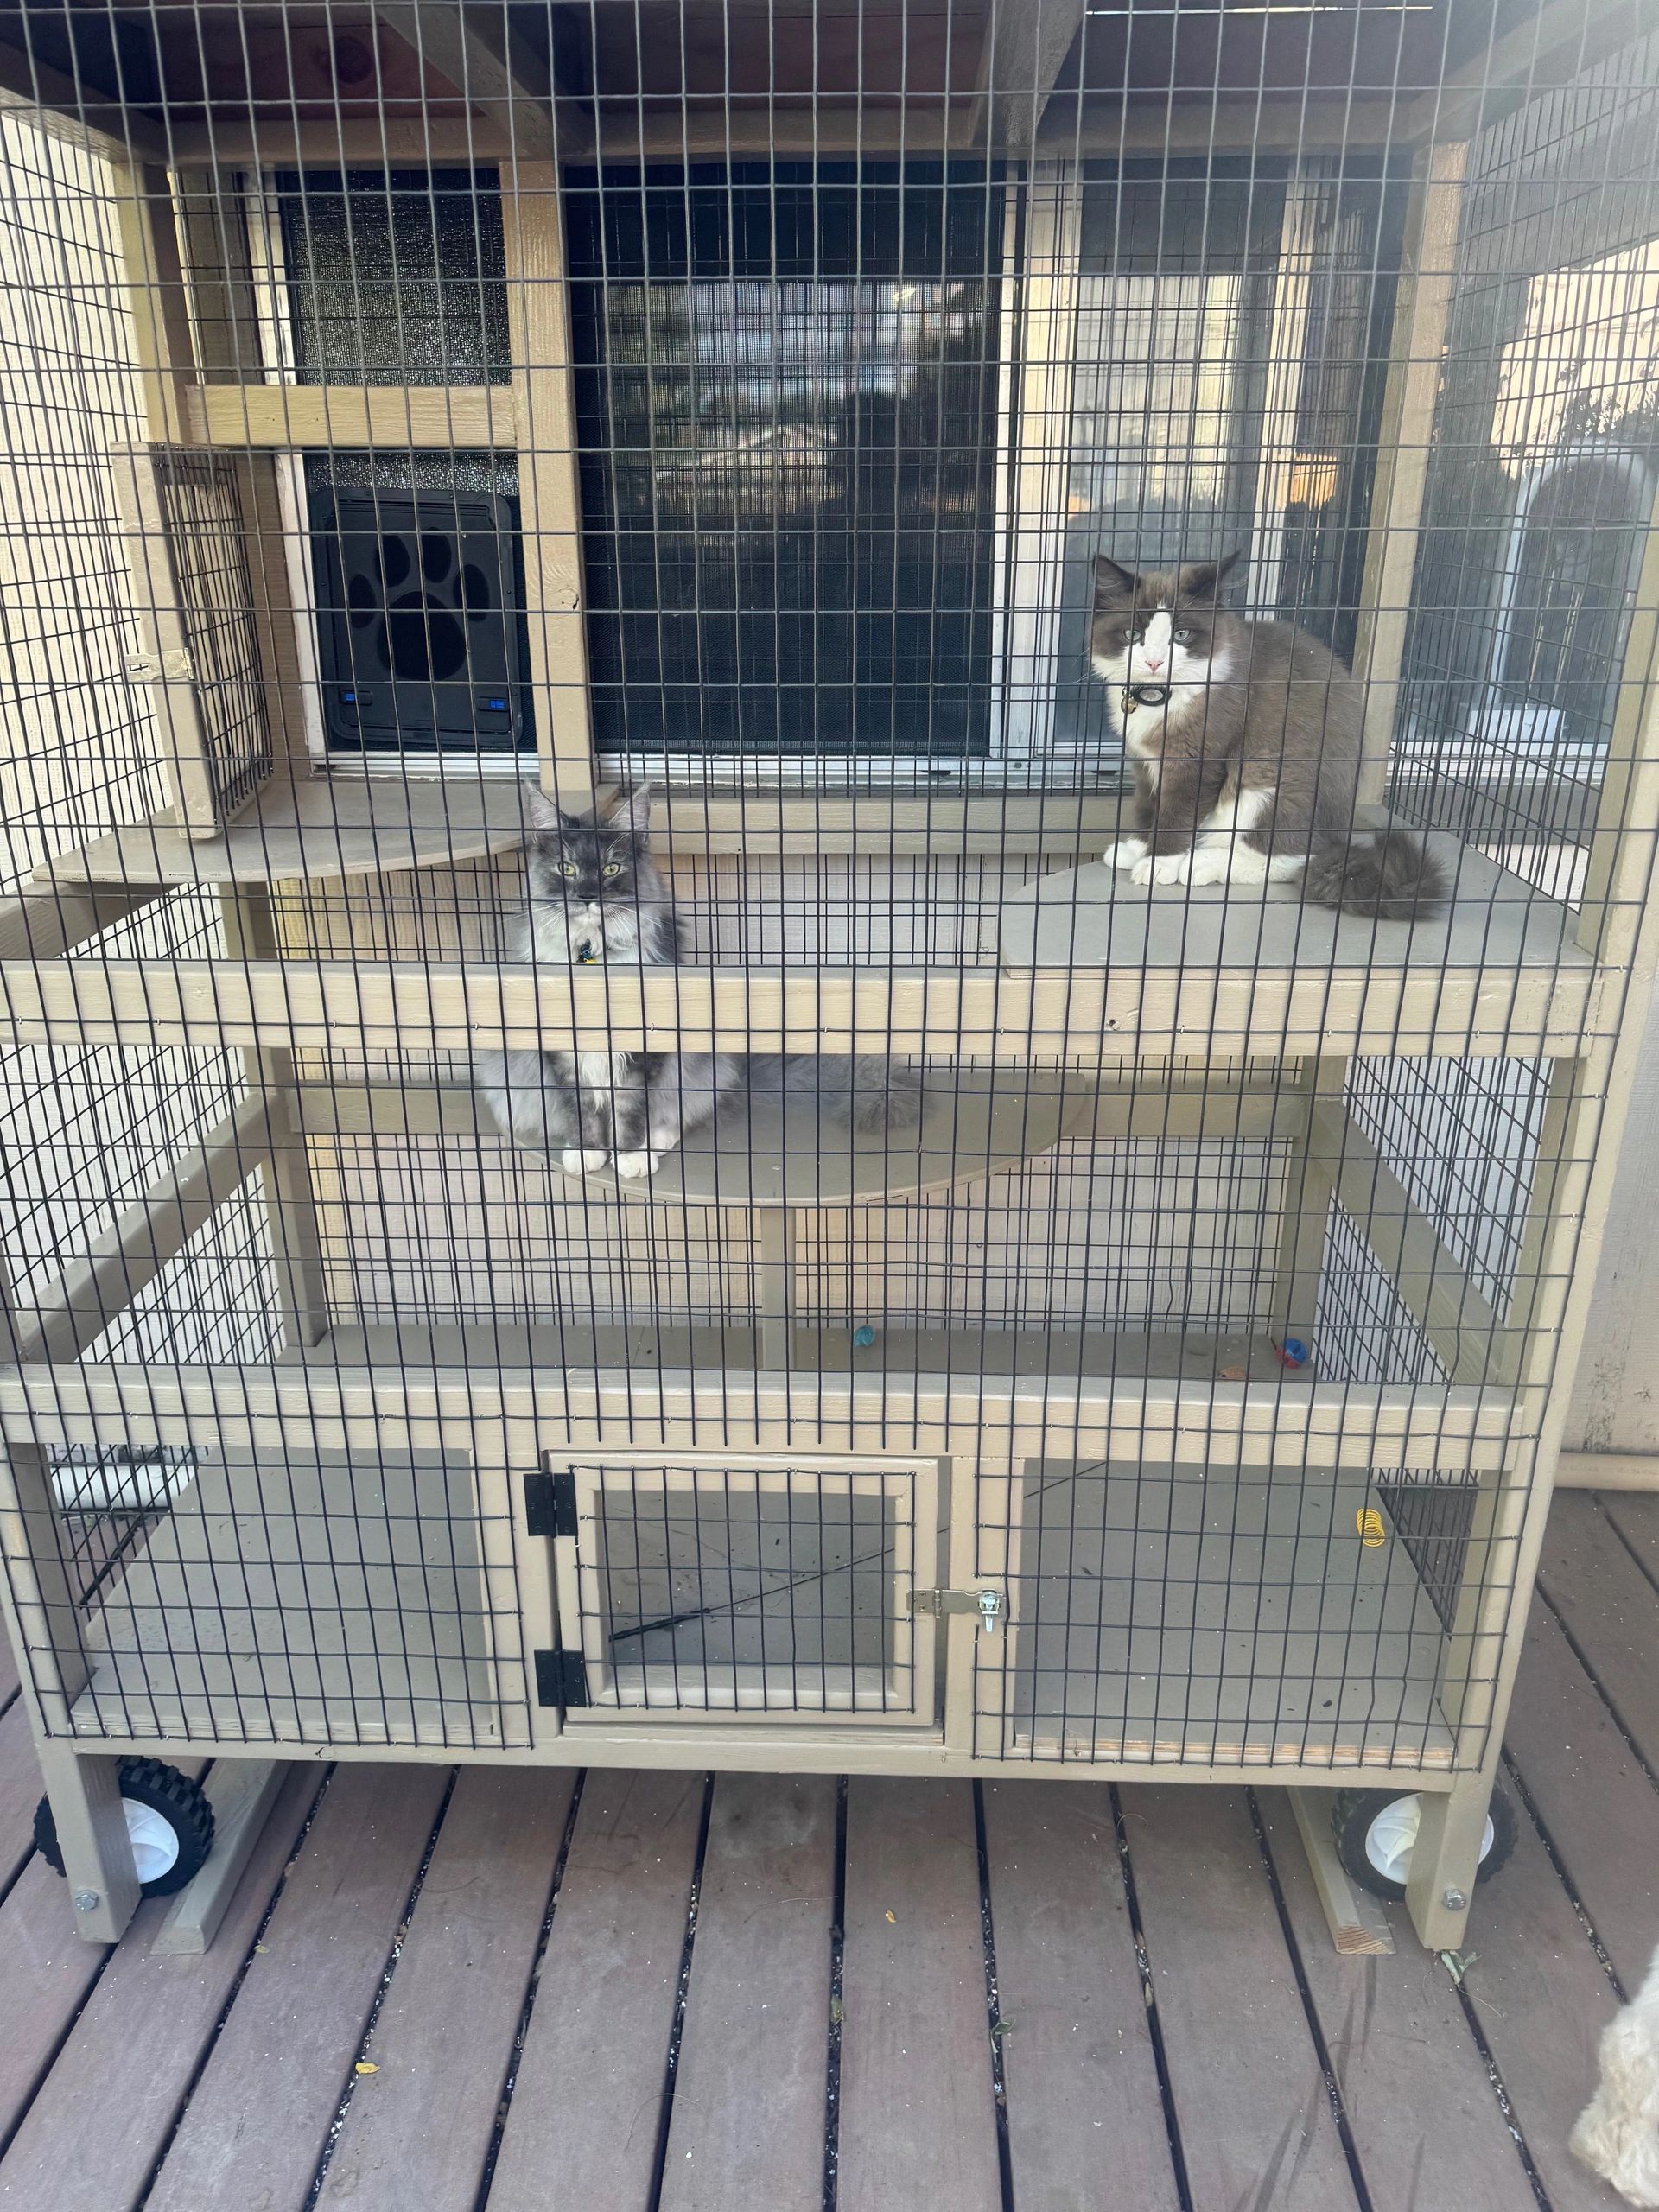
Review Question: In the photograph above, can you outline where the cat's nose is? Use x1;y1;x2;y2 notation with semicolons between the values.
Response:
1143;655;1163;672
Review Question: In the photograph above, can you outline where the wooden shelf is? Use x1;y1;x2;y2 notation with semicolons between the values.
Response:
36;772;532;889
984;814;1592;982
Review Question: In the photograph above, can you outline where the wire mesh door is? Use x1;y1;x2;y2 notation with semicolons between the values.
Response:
109;442;272;834
543;1453;944;1725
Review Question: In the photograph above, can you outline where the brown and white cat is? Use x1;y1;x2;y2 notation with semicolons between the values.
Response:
1090;552;1445;920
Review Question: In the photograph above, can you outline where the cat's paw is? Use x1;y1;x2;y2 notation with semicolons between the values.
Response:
1103;837;1147;871
560;1147;609;1174
613;1149;662;1179
1129;852;1189;887
1181;846;1230;887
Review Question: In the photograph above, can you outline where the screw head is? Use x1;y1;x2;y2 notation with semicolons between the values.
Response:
72;1888;100;1912
1442;1886;1468;1912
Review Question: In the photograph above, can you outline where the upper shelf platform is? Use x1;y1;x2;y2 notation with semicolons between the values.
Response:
37;773;532;889
983;817;1592;980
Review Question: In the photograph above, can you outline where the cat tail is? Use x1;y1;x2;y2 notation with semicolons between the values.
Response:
1301;830;1447;923
778;1053;925;1135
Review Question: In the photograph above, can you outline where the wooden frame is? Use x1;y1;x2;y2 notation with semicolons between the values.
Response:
547;1452;942;1728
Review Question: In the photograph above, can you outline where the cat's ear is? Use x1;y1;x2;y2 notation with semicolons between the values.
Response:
523;784;581;836
1093;555;1136;604
1177;550;1243;601
607;783;654;842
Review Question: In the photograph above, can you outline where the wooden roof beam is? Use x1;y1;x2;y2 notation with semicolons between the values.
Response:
0;33;168;163
969;0;1086;154
1408;0;1659;143
370;3;569;159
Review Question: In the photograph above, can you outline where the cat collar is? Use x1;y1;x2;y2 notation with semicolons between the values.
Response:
1123;683;1170;711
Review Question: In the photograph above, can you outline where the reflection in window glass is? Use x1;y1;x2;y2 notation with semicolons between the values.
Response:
568;163;1001;763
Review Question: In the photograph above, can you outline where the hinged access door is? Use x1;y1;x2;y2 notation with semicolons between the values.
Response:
110;443;273;836
537;1452;943;1726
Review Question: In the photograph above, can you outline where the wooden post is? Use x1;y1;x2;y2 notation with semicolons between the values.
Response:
1352;142;1467;806
221;885;333;1352
109;161;194;445
502;160;596;805
1266;1054;1347;1349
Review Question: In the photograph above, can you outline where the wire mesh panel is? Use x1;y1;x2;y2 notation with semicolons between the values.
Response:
0;0;1651;1853
110;444;272;830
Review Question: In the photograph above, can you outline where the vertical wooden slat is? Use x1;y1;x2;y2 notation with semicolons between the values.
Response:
502;160;596;804
1352;141;1467;804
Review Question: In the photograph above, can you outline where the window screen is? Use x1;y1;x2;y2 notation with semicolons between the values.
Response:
276;168;510;386
567;161;1002;763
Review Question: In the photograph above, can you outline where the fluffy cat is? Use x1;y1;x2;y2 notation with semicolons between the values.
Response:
476;785;920;1178
1090;552;1446;920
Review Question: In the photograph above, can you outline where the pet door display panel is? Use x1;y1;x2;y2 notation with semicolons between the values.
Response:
309;486;530;753
549;1458;938;1722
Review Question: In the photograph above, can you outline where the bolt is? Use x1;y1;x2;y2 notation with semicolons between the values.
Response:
1442;1886;1468;1912
72;1889;100;1912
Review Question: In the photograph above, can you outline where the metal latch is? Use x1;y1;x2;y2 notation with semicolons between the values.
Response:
910;1586;1004;1633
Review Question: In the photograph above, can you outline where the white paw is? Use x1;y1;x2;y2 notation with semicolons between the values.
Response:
1131;852;1190;887
560;1147;609;1174
1182;846;1230;887
1103;837;1147;871
613;1149;662;1179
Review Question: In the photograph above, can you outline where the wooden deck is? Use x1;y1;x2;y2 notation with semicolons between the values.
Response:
0;1490;1654;2212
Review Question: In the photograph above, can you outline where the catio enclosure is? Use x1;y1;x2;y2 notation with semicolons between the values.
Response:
0;0;1654;1956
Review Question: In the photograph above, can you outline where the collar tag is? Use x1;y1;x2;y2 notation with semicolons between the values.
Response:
1123;683;1169;712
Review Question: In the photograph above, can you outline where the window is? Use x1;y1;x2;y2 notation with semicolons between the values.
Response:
567;162;1003;766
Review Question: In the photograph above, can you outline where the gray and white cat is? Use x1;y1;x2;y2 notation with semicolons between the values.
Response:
476;785;920;1177
1090;552;1445;920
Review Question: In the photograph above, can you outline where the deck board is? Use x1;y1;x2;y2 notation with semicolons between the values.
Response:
1536;1492;1659;1771
659;1773;836;2212
1258;1791;1541;2212
486;1770;707;2212
1123;1786;1361;2212
1503;1600;1659;1990
981;1779;1182;2212
1458;1815;1627;2212
0;1765;321;2212
837;1778;1003;2212
144;1764;453;2212
314;1767;575;2212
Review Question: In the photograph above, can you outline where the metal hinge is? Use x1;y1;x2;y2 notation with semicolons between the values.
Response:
910;1586;1005;1633
125;647;193;683
524;1465;579;1540
534;1648;590;1708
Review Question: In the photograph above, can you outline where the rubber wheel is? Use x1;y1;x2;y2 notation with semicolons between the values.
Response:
34;1758;215;1899
1332;1784;1517;1904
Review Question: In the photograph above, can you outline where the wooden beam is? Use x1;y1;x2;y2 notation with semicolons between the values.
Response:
165;116;512;166
0;885;158;963
0;953;1605;1063
3;1096;276;1367
970;0;1086;152
503;161;595;803
0;38;168;164
1408;0;1657;143
111;160;194;448
1037;94;1401;155
371;3;558;159
184;384;516;449
1352;142;1467;807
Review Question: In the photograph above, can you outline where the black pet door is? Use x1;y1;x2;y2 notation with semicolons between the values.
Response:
309;486;531;753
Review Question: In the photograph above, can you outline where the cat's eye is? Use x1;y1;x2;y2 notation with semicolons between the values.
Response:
602;861;622;877
561;861;579;879
1173;626;1194;643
